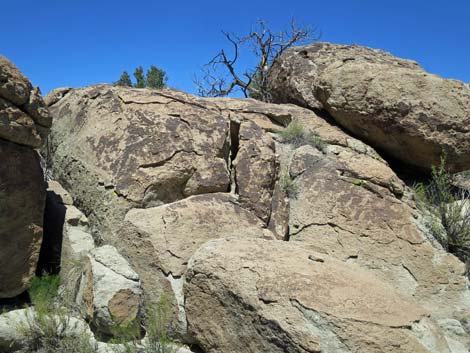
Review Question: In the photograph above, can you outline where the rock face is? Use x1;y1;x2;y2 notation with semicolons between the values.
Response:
267;42;470;172
79;245;143;336
119;193;274;337
47;84;470;350
47;85;280;241
185;238;452;353
0;56;50;298
285;144;469;326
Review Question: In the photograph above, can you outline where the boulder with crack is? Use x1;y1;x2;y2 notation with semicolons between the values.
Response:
185;238;453;353
285;145;470;348
118;193;275;339
267;42;470;172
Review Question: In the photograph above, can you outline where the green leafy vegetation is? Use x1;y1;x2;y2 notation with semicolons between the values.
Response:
414;156;470;272
116;65;168;89
116;71;133;87
110;295;177;353
278;121;327;152
279;169;298;199
20;274;96;353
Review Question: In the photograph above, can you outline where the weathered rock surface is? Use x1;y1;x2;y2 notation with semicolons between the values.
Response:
0;56;50;298
47;85;282;241
0;55;51;147
267;42;470;172
119;193;274;338
285;145;469;321
0;140;46;298
79;245;143;336
185;238;453;353
0;308;95;353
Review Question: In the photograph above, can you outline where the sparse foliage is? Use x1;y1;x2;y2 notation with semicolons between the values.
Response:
415;156;470;271
278;121;327;152
110;295;177;353
116;71;133;87
19;274;96;353
279;169;298;198
195;19;319;101
146;65;167;89
133;66;146;88
116;66;167;89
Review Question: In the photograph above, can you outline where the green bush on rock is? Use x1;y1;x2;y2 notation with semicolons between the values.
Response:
19;274;96;353
415;156;470;272
278;121;327;152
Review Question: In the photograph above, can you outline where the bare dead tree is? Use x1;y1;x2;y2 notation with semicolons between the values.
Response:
194;20;319;102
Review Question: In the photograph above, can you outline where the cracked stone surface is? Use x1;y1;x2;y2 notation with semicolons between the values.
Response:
184;238;452;353
0;55;51;147
0;55;50;298
118;193;274;339
267;42;470;172
79;245;143;336
47;85;283;241
285;145;470;346
47;85;231;240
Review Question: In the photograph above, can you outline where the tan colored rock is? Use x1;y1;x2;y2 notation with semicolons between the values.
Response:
44;86;72;107
0;55;51;147
233;120;278;222
268;42;470;172
47;180;74;205
48;85;233;240
0;96;43;148
80;245;142;336
118;193;274;338
0;140;45;298
0;55;32;106
121;193;272;278
185;238;452;353
286;145;469;332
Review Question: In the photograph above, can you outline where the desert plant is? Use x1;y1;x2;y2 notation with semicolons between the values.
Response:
278;121;327;152
414;156;470;269
18;274;96;353
110;295;177;353
279;169;298;199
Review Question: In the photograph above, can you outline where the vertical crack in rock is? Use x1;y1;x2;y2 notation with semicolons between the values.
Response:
228;119;241;194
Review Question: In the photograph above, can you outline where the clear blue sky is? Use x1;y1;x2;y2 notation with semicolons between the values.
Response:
3;0;470;96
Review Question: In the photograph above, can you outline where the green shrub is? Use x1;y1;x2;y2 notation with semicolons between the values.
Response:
415;156;470;270
111;295;177;353
28;274;60;311
19;274;96;353
278;121;327;152
279;169;298;199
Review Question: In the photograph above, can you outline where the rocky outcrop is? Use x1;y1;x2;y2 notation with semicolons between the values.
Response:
46;85;282;242
285;145;469;325
267;42;470;172
49;85;470;353
0;56;51;148
118;193;274;338
79;245;143;337
185;238;453;353
0;56;50;298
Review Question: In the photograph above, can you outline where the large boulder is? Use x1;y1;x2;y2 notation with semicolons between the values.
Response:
267;42;470;172
0;56;50;298
205;97;470;347
185;238;453;353
285;145;469;321
47;85;280;240
118;193;274;337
